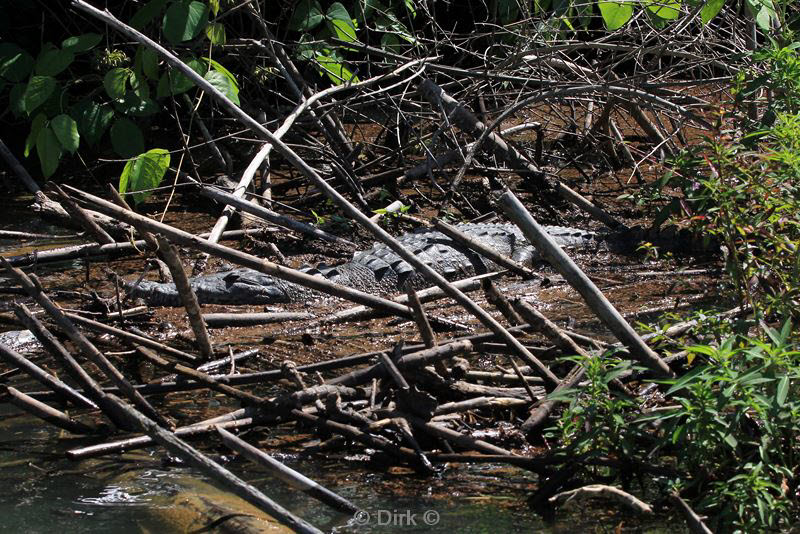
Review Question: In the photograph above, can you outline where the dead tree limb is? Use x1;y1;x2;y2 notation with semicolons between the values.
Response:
217;427;360;515
499;191;674;379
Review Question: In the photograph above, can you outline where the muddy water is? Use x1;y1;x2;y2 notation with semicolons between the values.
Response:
0;193;704;532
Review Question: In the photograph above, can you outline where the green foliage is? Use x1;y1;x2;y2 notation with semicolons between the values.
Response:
0;0;241;178
118;148;171;205
550;323;800;530
288;0;421;85
597;1;634;30
162;0;209;43
110;118;145;158
648;323;800;530
549;352;642;460
629;45;800;321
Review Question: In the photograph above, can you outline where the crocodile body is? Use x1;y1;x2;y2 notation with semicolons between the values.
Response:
128;223;601;306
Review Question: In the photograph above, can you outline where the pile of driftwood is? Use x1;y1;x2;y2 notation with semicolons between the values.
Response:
0;2;740;531
0;178;721;532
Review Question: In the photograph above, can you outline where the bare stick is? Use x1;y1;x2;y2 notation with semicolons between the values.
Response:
202;312;314;328
328;340;474;388
217;427;360;515
153;235;214;360
499;191;674;378
51;184;115;244
192;177;353;246
1;258;173;428
0;137;45;202
3;227;275;268
549;484;653;515
67;416;256;460
13;304;124;422
405;284;449;377
135;346;263;405
65;312;197;363
322;271;501;325
670;492;714;534
2;385;96;435
0;342;96;409
418;79;624;230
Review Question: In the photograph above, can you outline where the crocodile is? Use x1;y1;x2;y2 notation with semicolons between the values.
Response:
127;223;602;307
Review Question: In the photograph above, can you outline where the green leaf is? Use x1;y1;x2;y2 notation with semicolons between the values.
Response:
119;148;171;204
203;57;237;87
36;126;62;178
776;375;789;407
104;68;130;99
61;33;103;53
130;0;169;30
208;0;220;16
598;0;634;30
22;76;57;115
646;0;681;19
289;0;324;31
315;54;358;85
700;0;726;23
114;92;159;117
129;70;150;100
35;48;74;76
51;114;80;154
205;22;226;45
156;58;207;98
71;99;114;146
24;114;47;158
162;0;209;43
0;43;34;82
110;118;145;158
204;69;239;105
9;83;27;117
141;47;160;79
327;3;357;42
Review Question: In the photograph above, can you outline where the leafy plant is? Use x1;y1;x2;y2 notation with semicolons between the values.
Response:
628;44;800;322
118;148;171;205
642;323;800;530
289;0;419;85
548;351;643;463
0;0;238;179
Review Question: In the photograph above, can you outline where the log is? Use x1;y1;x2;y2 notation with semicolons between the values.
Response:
217;427;360;515
2;385;96;434
202;312;314;328
153;235;214;360
0;342;96;409
499;190;674;378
